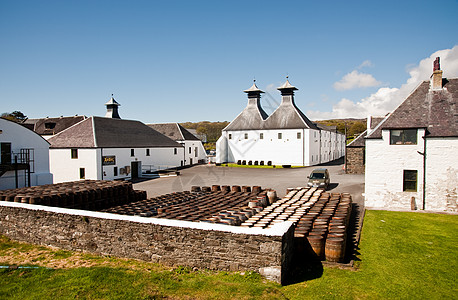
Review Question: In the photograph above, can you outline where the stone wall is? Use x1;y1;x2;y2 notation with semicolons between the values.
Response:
0;202;294;284
346;147;365;174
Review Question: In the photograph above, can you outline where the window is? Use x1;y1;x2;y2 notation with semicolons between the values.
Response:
146;149;150;156
189;147;191;154
131;149;135;157
113;167;118;176
229;134;232;139
403;170;418;192
390;129;417;145
244;133;248;139
260;133;264;139
278;133;282;139
297;132;301;139
174;148;177;155
71;149;78;159
195;147;198;157
44;122;56;129
79;168;85;179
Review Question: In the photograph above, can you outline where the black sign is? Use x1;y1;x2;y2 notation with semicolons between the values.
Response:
102;156;116;165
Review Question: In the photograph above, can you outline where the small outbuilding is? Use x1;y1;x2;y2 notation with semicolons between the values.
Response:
147;123;207;165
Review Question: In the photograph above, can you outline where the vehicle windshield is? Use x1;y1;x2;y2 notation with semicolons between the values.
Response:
310;172;325;179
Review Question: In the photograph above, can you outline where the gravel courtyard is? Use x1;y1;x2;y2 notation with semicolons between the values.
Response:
133;158;365;206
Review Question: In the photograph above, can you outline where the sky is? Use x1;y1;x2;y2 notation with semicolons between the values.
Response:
1;0;457;123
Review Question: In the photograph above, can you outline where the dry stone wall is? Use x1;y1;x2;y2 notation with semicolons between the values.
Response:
346;147;365;174
0;202;294;284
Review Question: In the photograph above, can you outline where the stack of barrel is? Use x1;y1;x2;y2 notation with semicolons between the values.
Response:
239;187;352;263
296;192;352;263
102;185;271;224
0;180;145;211
240;187;321;228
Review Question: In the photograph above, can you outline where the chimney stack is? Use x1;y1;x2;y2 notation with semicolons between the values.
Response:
243;80;264;106
430;57;443;90
277;76;298;105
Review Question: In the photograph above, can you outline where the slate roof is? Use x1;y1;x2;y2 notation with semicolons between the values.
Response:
224;80;318;131
347;117;385;147
147;123;200;141
262;99;318;130
23;116;86;136
48;117;182;148
347;130;366;147
224;83;268;131
367;78;458;139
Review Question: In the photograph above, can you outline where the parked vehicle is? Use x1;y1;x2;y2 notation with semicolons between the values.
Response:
307;168;330;189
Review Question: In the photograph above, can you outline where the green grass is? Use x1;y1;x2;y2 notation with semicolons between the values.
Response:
0;211;457;299
218;163;304;169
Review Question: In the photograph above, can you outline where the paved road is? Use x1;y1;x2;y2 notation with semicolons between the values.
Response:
133;158;365;206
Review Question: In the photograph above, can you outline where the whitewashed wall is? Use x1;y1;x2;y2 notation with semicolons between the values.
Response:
424;138;458;211
365;129;426;209
50;148;99;183
181;140;207;165
216;128;343;166
50;147;184;183
101;147;184;180
0;119;53;189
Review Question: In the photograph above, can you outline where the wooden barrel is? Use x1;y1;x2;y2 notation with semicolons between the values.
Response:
231;185;241;192
221;185;231;192
252;186;262;194
191;186;201;192
325;237;345;262
307;235;325;259
266;190;277;204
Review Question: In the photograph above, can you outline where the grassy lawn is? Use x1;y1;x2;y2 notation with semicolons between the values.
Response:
218;163;304;169
1;210;457;299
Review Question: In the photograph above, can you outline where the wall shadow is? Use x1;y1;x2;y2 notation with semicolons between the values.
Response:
283;237;324;285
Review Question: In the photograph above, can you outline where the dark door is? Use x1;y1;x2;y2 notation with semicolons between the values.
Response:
131;161;139;179
1;143;11;164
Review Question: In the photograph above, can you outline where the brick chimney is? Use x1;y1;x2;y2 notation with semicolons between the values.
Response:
430;57;443;90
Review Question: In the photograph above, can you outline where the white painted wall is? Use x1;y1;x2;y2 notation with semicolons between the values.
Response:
50;146;185;183
0;118;53;189
365;129;426;209
50;148;99;183
424;138;458;211
180;140;207;165
216;128;344;166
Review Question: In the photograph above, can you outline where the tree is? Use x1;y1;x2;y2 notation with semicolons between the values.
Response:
1;111;27;122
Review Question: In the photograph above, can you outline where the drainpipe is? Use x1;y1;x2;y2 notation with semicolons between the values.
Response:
422;135;427;210
417;132;427;210
302;129;305;166
101;148;103;180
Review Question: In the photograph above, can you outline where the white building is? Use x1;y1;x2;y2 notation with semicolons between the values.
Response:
0;118;53;189
48;97;184;183
365;58;458;212
147;123;207;165
216;79;345;166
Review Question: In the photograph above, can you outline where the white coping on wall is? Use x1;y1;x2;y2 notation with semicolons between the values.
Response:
0;201;293;237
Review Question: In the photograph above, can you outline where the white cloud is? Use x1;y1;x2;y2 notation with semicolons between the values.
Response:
333;70;381;90
358;60;373;69
309;45;458;120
